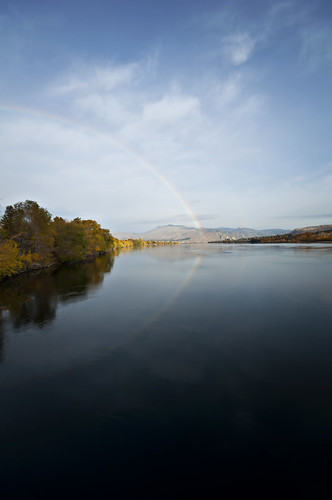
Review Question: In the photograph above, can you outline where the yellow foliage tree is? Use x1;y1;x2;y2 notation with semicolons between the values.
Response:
0;240;32;279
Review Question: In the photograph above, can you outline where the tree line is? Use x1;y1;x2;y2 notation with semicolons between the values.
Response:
247;230;332;244
0;200;169;280
208;229;332;244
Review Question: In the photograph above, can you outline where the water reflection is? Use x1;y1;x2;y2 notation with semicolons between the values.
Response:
0;253;114;334
0;244;332;497
0;318;4;361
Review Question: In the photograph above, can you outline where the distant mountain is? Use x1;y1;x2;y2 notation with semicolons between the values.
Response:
114;224;289;243
114;231;142;240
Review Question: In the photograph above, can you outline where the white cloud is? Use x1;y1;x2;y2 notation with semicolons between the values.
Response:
222;33;256;65
74;93;134;127
52;61;140;95
0;115;185;231
207;73;243;108
2;31;329;232
0;61;270;231
206;2;321;74
15;71;261;227
142;94;200;125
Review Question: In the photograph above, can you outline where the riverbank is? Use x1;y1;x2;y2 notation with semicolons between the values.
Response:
0;200;178;282
0;239;177;282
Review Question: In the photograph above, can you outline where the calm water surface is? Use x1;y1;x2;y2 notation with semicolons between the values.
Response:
1;244;332;498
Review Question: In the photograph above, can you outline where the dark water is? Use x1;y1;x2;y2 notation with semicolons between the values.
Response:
1;244;332;498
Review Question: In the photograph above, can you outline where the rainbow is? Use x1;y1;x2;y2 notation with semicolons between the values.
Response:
0;104;203;235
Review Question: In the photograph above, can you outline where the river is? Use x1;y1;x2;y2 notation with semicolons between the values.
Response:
1;244;332;498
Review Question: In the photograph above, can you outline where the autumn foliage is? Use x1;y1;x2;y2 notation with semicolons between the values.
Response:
0;200;117;279
0;200;172;280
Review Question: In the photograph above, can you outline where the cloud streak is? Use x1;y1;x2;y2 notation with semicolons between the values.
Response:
52;62;140;95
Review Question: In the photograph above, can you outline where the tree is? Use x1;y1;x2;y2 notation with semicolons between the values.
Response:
0;240;32;279
53;217;88;262
1;200;53;259
75;219;115;254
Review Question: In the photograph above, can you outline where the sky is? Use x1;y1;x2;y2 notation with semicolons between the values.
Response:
1;0;332;232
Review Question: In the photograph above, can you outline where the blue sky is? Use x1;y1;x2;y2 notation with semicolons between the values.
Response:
1;0;332;231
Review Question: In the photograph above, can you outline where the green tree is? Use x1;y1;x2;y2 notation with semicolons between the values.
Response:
53;217;88;262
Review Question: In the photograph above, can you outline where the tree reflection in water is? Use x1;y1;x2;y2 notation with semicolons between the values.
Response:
0;319;4;361
0;254;115;354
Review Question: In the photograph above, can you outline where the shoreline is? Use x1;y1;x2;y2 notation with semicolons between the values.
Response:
0;250;112;283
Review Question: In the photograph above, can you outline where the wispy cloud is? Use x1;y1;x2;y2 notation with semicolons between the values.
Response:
221;33;256;65
205;1;327;75
52;61;140;95
272;214;332;219
299;24;332;73
210;73;243;107
269;2;294;17
265;1;332;74
267;1;309;28
142;94;200;125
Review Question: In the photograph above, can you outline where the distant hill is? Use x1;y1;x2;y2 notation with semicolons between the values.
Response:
290;224;332;234
114;224;289;243
244;224;332;243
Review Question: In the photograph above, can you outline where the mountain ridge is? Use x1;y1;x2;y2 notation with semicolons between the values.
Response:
114;224;290;243
114;223;332;243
